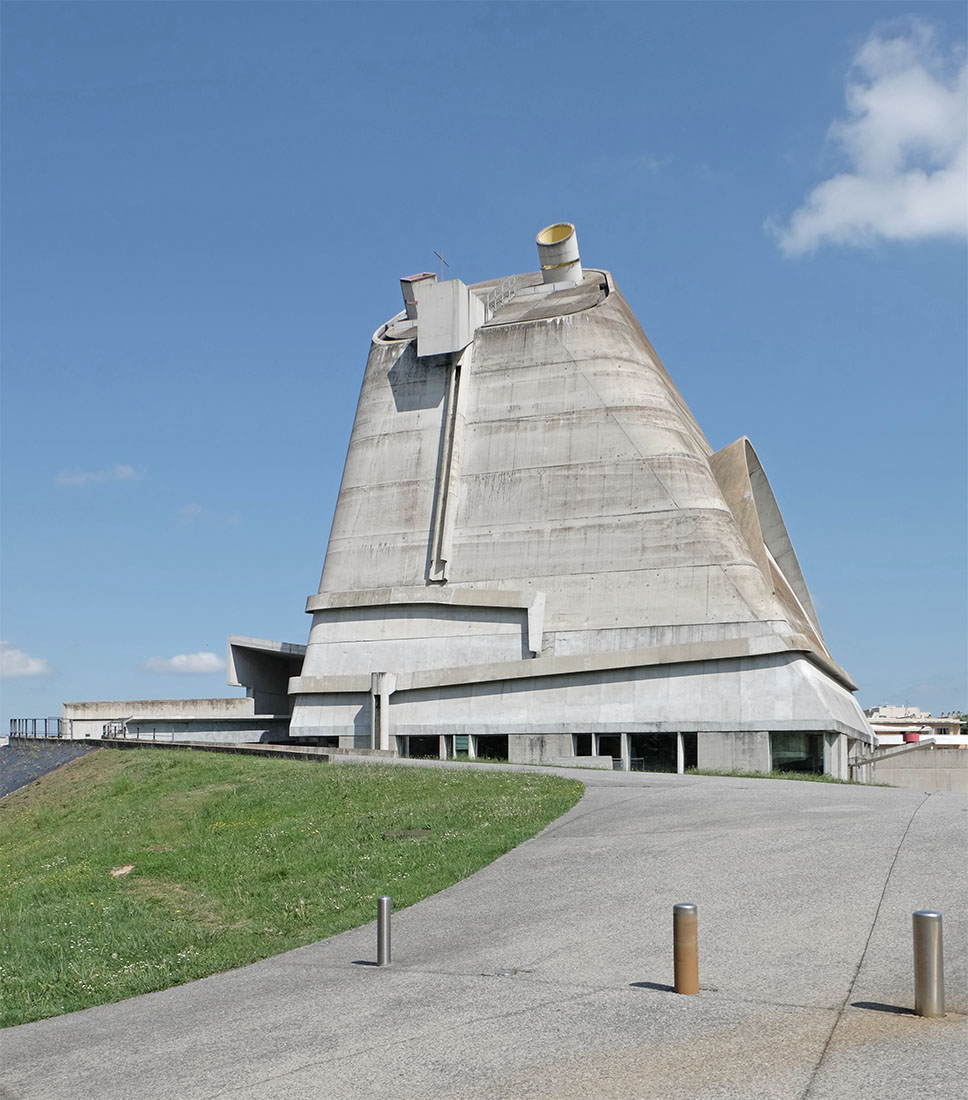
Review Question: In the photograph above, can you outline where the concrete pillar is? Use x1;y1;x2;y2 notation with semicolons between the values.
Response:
438;735;448;760
369;686;378;750
620;732;631;772
824;732;848;779
467;735;477;760
676;732;685;775
370;672;396;751
847;739;873;784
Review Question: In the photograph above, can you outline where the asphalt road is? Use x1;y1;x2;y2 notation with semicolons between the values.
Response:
3;767;965;1100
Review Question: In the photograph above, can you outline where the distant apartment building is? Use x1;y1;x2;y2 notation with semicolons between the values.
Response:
864;705;963;743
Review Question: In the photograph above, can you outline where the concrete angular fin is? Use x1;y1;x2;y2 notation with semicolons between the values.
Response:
710;437;825;648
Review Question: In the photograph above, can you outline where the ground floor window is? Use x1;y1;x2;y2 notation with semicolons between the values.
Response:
629;733;677;773
574;733;593;756
770;731;823;773
402;735;439;759
597;734;623;768
570;732;698;772
474;735;508;761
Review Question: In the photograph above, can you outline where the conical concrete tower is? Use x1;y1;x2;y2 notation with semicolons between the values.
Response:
289;225;873;776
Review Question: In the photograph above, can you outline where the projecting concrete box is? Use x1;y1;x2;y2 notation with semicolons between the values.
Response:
399;272;436;321
415;278;486;357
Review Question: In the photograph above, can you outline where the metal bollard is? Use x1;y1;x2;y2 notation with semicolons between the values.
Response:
673;902;699;995
377;895;392;967
913;909;944;1018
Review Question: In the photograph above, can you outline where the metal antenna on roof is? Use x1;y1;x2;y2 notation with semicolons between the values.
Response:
433;250;450;281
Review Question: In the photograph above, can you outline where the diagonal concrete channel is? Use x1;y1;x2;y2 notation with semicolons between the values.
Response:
3;768;965;1100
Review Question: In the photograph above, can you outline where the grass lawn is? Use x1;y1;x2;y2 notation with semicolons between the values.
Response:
685;768;869;784
0;749;583;1027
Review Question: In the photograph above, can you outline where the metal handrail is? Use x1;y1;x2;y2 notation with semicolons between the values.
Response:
8;718;63;739
101;723;176;742
482;275;519;318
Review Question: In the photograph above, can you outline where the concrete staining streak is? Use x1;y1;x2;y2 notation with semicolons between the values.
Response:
5;769;965;1100
536;318;762;642
554;324;768;633
427;344;469;582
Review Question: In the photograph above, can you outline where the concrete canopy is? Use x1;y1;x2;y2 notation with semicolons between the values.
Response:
289;253;873;771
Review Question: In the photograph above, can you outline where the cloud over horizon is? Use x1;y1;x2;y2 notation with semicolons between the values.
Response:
56;464;143;487
0;641;53;679
771;20;968;256
141;652;227;675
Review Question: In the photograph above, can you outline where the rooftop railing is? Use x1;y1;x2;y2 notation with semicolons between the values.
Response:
9;718;64;738
481;275;519;318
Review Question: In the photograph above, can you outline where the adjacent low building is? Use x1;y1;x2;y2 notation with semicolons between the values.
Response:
55;637;304;742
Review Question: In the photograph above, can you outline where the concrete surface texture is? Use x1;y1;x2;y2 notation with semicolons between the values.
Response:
289;244;874;765
873;745;968;794
4;769;965;1100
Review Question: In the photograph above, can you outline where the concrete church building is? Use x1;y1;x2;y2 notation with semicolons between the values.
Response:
286;223;873;776
63;224;875;776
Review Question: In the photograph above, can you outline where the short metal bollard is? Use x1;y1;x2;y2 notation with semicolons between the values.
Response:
673;902;699;995
377;895;392;967
913;909;944;1018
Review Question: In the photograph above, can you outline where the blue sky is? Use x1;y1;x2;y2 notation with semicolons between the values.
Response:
2;0;966;728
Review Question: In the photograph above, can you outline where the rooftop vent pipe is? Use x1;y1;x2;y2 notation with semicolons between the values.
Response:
536;222;582;285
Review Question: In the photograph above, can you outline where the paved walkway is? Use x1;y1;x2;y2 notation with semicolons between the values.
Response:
3;769;965;1099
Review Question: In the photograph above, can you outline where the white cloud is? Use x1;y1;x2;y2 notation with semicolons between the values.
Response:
639;154;672;175
176;502;241;526
0;641;53;679
771;21;968;256
56;464;142;487
141;652;227;675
